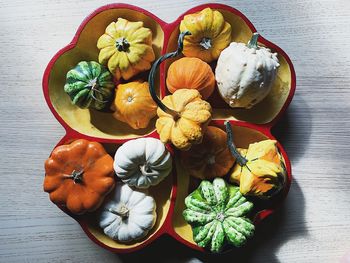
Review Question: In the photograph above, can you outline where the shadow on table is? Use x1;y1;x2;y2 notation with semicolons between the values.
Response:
272;96;312;165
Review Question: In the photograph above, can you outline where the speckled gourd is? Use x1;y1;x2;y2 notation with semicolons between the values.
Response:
183;178;255;253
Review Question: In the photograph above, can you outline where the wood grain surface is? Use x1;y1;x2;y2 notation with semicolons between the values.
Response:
0;0;349;262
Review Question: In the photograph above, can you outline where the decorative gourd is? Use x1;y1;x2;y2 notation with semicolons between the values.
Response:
148;32;212;150
114;137;172;188
98;183;157;243
225;121;287;198
97;18;155;80
179;8;231;63
111;81;157;129
215;33;280;109
64;61;114;110
43;139;115;214
166;57;215;99
181;126;235;179
183;178;255;253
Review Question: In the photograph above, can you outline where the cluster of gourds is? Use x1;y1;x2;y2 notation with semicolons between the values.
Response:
48;7;286;253
64;18;158;129
44;137;172;243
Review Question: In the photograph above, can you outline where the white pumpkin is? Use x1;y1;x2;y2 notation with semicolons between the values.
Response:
215;33;280;109
98;183;157;243
114;137;172;188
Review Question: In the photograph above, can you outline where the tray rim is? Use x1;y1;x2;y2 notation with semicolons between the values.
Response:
42;2;295;254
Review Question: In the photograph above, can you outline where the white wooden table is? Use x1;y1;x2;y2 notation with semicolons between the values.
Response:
1;0;350;262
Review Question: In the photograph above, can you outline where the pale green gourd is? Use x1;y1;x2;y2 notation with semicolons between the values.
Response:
183;178;255;253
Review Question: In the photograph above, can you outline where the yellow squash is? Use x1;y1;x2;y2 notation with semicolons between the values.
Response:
97;18;155;80
229;140;287;198
111;81;157;129
156;89;212;150
180;8;231;63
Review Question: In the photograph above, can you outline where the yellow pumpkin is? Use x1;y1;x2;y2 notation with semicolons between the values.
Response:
97;18;155;80
225;122;287;198
156;89;212;150
111;81;157;129
180;8;231;63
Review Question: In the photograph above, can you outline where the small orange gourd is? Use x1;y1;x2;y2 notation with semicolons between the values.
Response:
181;126;235;179
166;57;215;99
43;139;115;214
112;81;157;129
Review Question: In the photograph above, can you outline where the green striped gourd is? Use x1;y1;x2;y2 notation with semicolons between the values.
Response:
64;61;114;110
183;178;255;253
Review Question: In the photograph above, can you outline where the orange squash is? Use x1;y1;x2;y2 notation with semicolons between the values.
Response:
166;57;215;99
43;139;115;214
112;81;157;129
181;126;235;179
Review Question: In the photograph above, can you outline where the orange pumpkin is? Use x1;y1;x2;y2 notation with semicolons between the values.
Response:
166;57;215;99
112;81;157;129
181;126;235;179
43;139;115;214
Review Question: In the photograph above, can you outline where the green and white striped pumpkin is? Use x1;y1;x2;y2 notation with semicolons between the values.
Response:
64;61;114;110
183;178;255;253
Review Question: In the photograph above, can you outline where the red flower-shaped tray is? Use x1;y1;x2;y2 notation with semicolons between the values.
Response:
43;3;296;253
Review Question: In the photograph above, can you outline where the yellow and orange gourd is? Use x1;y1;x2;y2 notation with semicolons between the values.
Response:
111;81;157;129
180;8;232;63
97;18;155;80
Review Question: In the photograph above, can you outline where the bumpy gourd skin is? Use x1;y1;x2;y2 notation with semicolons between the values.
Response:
183;178;255;253
180;8;231;63
64;61;114;110
97;18;155;80
215;42;280;109
230;140;287;198
156;89;212;150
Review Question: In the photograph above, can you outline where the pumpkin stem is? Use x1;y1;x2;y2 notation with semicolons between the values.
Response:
224;121;248;166
140;163;152;174
115;37;130;52
199;37;212;50
247;32;259;49
109;205;129;219
63;169;84;184
148;30;191;119
86;77;108;104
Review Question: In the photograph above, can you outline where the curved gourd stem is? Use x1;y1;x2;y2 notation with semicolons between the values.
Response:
148;31;191;119
63;169;84;184
108;205;129;219
247;32;259;49
224;121;248;166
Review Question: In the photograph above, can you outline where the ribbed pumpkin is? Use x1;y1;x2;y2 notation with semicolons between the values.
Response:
183;178;255;253
181;126;235;179
111;81;157;130
166;57;215;99
148;32;212;150
64;61;114;110
97;18;155;80
180;8;232;63
43;139;115;215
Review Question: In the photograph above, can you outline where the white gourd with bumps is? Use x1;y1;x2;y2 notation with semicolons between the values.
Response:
215;33;280;109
